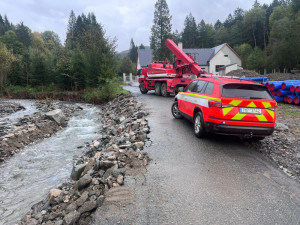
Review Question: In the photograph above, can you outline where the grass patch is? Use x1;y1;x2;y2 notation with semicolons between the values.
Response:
1;79;129;104
277;103;300;119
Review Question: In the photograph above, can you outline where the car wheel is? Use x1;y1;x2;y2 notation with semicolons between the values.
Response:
139;81;148;94
155;82;162;96
161;82;170;97
171;102;182;119
193;111;206;138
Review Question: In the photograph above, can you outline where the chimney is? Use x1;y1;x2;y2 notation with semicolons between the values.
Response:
178;42;183;50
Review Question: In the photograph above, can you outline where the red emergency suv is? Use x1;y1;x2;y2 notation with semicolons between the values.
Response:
171;76;277;140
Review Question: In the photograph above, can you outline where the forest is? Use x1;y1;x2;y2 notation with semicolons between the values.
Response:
0;0;300;97
127;0;300;74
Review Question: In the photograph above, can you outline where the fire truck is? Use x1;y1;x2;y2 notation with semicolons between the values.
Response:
137;39;211;96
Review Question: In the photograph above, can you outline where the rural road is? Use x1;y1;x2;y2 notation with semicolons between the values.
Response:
93;85;300;225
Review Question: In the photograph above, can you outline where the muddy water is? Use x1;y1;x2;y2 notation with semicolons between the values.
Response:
0;103;101;225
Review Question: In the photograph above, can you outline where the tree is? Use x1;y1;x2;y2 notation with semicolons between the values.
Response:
128;38;137;62
182;13;197;48
235;43;253;68
214;20;223;30
70;45;86;90
0;42;15;91
139;44;146;49
269;6;289;29
65;10;77;49
15;22;32;48
253;0;261;8
171;29;181;44
150;0;172;60
268;17;300;69
247;46;264;69
243;7;267;48
1;30;24;54
118;56;135;75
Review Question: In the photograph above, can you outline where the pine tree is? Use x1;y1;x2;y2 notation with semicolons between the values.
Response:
139;44;146;49
15;22;32;48
65;10;77;49
128;38;137;62
182;13;198;48
150;0;172;60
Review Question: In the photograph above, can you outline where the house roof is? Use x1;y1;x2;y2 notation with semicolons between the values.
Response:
137;43;228;67
137;49;153;68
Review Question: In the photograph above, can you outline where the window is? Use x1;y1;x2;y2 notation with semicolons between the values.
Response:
193;80;207;93
224;55;228;57
204;82;214;95
222;83;273;100
215;65;224;72
184;80;197;92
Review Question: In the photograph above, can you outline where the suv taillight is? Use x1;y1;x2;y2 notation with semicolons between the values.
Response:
209;101;233;108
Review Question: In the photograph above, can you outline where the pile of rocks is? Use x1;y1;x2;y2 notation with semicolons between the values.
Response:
19;94;151;225
227;70;300;81
0;101;25;117
226;69;261;77
265;73;300;81
0;101;79;163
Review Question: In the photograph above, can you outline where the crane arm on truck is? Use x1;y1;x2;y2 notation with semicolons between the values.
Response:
165;39;203;76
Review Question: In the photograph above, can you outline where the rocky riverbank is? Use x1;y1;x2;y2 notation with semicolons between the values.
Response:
245;103;300;181
0;102;25;118
19;94;151;225
0;100;79;163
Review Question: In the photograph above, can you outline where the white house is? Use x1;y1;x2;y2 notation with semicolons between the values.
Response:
137;43;242;75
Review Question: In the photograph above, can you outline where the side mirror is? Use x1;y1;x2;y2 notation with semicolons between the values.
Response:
178;87;184;92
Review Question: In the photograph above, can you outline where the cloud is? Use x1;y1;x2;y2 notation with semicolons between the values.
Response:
0;0;273;51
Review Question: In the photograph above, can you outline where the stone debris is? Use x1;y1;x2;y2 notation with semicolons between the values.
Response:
19;94;151;225
45;109;66;126
0;102;25;117
0;100;79;163
227;69;300;81
244;104;300;181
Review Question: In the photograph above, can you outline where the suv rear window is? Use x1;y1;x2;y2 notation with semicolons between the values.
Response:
221;83;273;100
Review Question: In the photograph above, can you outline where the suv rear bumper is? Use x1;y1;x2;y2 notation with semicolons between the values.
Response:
205;122;274;136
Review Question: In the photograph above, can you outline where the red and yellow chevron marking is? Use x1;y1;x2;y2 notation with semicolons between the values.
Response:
221;99;276;122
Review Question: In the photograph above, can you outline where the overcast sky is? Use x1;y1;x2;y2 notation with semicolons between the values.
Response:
0;0;273;52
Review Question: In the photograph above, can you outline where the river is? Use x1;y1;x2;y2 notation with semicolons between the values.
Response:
0;101;101;224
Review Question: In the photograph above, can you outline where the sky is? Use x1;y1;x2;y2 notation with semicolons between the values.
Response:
0;0;273;52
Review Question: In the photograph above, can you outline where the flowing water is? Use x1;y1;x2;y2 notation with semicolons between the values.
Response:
0;99;39;125
0;102;101;224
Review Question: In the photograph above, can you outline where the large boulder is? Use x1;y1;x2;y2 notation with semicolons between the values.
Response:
45;109;66;125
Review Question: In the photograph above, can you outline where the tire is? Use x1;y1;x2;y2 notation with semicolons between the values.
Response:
139;81;148;94
155;82;162;96
193;111;206;138
161;82;170;97
171;102;182;119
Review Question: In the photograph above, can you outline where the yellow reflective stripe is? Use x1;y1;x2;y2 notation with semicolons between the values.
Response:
247;102;257;108
266;109;275;119
222;107;234;116
229;100;242;106
231;112;246;120
256;114;268;121
262;102;271;108
181;92;221;102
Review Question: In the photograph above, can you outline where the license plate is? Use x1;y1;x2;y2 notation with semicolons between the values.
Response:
240;108;262;114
